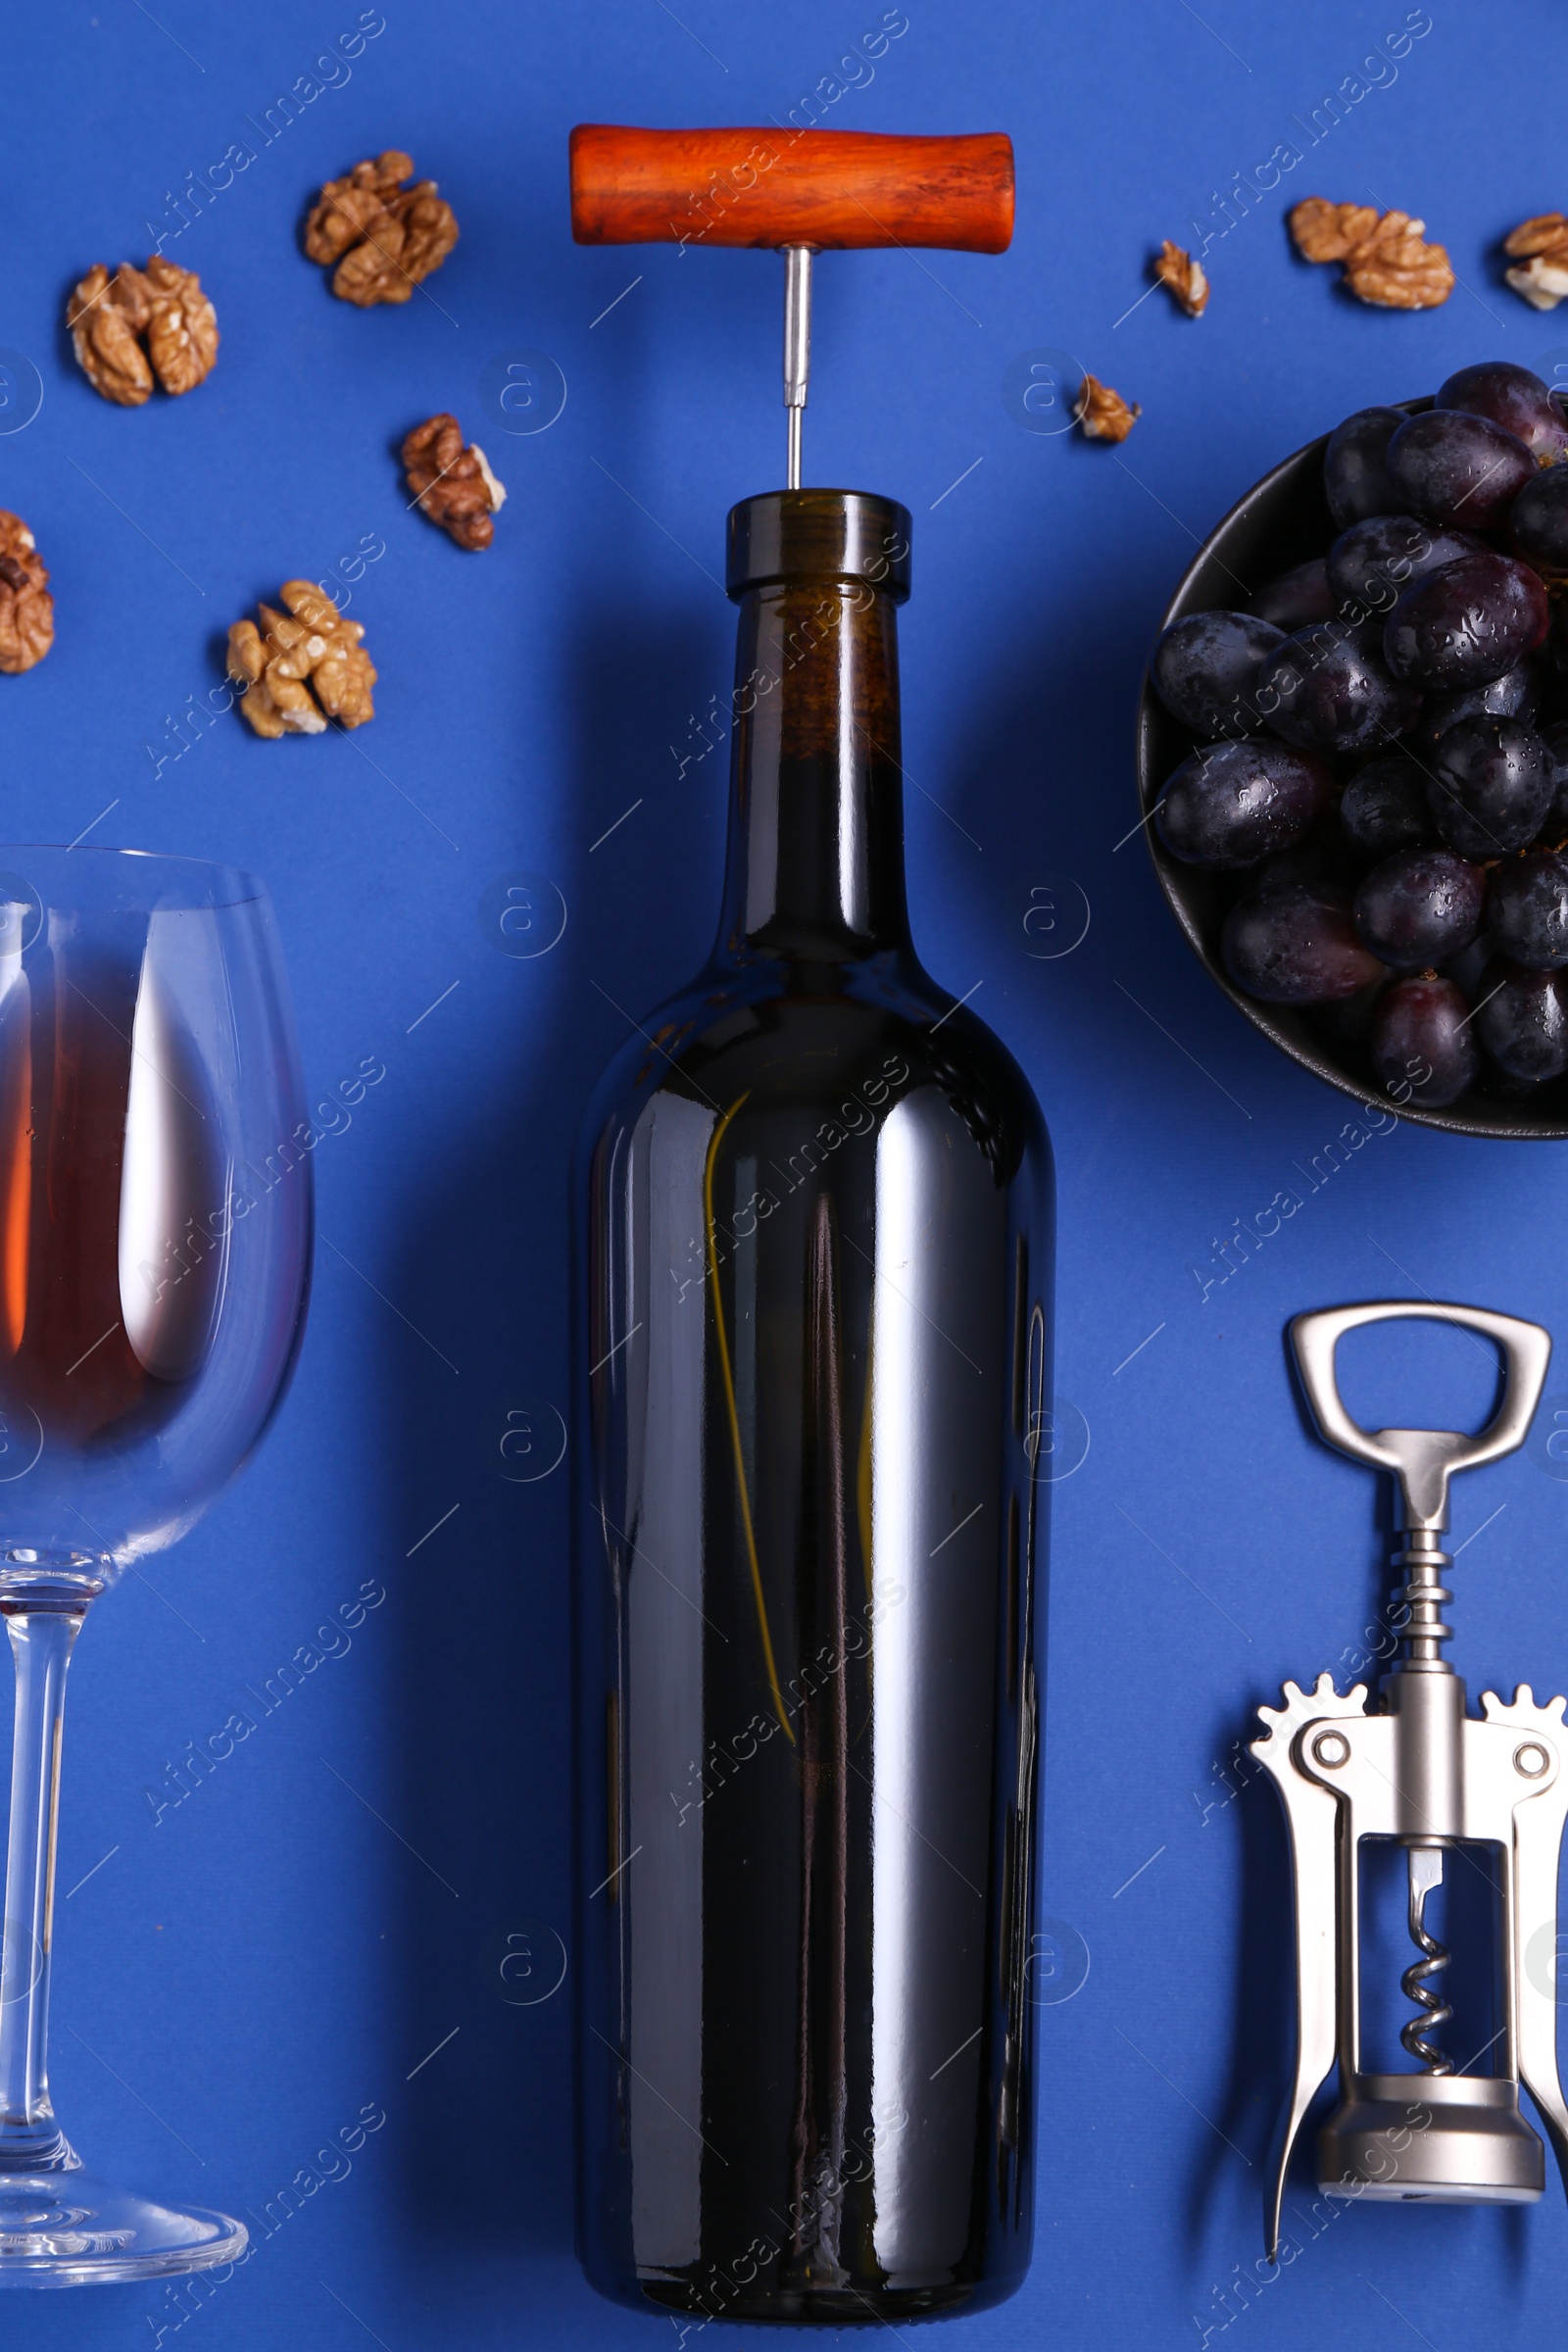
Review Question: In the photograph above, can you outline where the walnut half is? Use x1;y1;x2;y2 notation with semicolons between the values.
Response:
67;258;218;403
1504;215;1568;311
0;514;53;674
305;152;459;307
402;414;506;550
1288;199;1453;310
227;581;376;738
1076;373;1141;443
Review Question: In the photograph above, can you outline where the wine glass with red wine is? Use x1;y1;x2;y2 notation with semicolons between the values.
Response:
0;850;311;2285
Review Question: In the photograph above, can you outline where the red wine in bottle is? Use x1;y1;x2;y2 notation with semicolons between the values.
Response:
576;493;1053;2324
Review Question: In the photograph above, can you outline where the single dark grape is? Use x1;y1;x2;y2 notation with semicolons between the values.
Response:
1257;619;1420;755
1438;361;1568;464
1354;847;1485;969
1323;407;1406;530
1537;719;1568;839
1222;881;1388;1003
1486;850;1568;967
1511;465;1568;573
1412;662;1541;751
1383;552;1550;692
1249;559;1337;632
1426;716;1555;857
1155;738;1333;867
1474;959;1568;1081
1327;516;1481;617
1369;974;1479;1108
1386;410;1536;529
1340;752;1435;860
1151;611;1287;738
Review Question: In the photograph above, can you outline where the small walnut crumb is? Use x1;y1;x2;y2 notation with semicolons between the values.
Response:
67;258;218;403
226;581;376;738
1075;373;1141;443
305;151;458;307
0;514;53;674
402;413;505;550
1504;215;1568;310
1287;198;1453;309
1154;240;1208;318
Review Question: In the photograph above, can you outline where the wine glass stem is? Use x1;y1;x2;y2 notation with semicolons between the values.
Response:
0;1606;84;2166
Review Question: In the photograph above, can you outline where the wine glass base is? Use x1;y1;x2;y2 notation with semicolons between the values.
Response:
0;2167;245;2287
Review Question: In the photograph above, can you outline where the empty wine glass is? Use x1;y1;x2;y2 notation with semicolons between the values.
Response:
0;849;312;2285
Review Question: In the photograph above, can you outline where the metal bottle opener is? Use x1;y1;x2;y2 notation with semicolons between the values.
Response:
1254;1298;1568;2260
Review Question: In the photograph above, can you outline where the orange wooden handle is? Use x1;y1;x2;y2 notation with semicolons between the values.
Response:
569;125;1013;254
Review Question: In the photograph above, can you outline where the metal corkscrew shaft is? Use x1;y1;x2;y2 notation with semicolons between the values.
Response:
1383;1522;1460;2073
782;246;812;489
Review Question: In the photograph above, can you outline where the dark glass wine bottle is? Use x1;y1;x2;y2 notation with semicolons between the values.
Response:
575;490;1054;2324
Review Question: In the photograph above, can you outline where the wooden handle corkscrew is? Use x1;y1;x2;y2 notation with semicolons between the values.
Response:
569;122;1014;487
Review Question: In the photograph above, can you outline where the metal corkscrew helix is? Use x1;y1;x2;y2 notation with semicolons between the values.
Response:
1254;1299;1568;2261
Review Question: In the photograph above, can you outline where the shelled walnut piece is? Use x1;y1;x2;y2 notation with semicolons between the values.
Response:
67;259;218;404
227;583;376;737
402;414;506;550
0;514;53;674
1075;373;1140;442
1288;199;1453;310
304;151;459;307
1504;216;1568;311
1154;239;1208;317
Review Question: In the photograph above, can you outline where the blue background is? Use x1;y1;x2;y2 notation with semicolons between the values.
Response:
3;1;1568;2344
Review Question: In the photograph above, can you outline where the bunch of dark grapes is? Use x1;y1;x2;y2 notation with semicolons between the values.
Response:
1149;361;1568;1111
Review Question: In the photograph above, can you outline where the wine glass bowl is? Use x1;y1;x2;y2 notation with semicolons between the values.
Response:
0;850;312;1582
0;849;312;2284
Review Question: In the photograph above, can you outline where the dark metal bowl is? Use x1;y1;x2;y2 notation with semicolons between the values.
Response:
1134;398;1568;1141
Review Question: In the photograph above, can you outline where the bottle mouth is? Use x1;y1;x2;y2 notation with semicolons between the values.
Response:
726;490;912;603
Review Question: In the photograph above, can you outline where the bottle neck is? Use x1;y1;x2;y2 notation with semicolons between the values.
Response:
714;576;911;964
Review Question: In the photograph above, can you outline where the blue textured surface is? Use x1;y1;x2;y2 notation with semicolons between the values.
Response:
3;1;1568;2343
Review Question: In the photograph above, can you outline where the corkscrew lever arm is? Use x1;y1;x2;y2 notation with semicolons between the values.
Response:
1252;1675;1365;2265
1502;1696;1568;2202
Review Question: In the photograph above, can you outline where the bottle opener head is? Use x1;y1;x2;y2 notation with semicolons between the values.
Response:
1289;1299;1551;1532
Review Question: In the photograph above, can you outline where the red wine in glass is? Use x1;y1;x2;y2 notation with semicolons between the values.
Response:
0;940;220;1456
